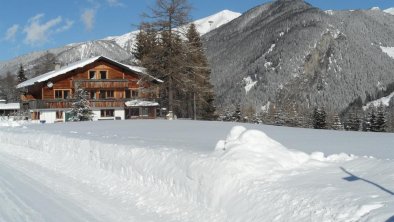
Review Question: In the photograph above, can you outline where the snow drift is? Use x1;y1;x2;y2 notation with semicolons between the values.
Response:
0;123;365;221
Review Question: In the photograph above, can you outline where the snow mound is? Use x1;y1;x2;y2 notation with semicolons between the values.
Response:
215;126;310;172
310;152;355;162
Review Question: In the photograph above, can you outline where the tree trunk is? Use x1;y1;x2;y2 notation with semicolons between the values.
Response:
168;76;173;112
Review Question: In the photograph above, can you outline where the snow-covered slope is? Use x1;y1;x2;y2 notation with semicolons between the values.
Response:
384;8;394;15
0;40;132;78
104;10;241;52
363;91;394;110
381;46;394;59
1;120;394;221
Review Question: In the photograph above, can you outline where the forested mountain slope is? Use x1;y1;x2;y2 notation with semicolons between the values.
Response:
203;0;394;114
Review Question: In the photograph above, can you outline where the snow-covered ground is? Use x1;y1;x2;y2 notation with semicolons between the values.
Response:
0;120;394;221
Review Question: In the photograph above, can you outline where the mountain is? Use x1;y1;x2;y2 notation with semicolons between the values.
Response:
103;10;241;52
0;10;240;78
384;8;394;15
203;0;394;114
0;40;132;78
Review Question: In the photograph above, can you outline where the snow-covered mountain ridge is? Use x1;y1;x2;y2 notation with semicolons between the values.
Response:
384;7;394;15
0;10;240;78
103;10;241;52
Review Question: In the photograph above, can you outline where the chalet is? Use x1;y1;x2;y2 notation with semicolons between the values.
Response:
0;100;20;118
17;56;162;123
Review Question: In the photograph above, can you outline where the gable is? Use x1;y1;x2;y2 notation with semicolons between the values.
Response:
17;56;162;89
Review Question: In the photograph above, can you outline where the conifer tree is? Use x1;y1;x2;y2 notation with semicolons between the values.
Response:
140;0;191;115
185;23;216;120
362;111;372;132
375;103;387;132
312;107;327;129
69;86;94;121
331;113;344;130
232;104;242;122
370;109;379;132
17;64;27;83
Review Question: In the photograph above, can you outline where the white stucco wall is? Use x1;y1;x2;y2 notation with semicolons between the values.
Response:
39;111;56;124
92;110;101;121
114;109;125;120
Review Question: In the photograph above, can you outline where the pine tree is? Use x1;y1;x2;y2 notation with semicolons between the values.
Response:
344;109;360;131
133;25;157;62
331;113;344;130
370;109;379;132
140;0;191;115
17;64;27;83
232;104;242;122
313;107;327;129
185;23;216;120
69;86;94;121
375;103;387;132
362;111;372;132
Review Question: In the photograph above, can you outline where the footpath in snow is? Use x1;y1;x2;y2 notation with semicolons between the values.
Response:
0;120;394;221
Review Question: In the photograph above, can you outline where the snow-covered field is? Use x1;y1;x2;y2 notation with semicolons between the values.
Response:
0;120;394;221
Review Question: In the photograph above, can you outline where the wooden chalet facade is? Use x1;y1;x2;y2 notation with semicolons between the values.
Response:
17;56;162;123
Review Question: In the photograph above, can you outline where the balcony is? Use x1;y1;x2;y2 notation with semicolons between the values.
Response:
74;79;129;89
24;98;158;110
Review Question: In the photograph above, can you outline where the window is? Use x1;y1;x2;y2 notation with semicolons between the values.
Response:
126;108;139;119
99;90;106;99
90;91;96;99
55;90;63;99
32;112;40;120
100;71;107;79
56;111;63;119
54;90;71;99
107;90;114;98
132;90;139;97
63;91;70;99
89;71;96;79
125;89;131;99
101;109;114;117
99;90;114;99
141;108;149;117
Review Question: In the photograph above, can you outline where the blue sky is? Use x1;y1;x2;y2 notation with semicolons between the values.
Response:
1;0;393;61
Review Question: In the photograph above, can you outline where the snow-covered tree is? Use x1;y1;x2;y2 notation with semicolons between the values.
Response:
17;64;27;83
69;86;93;121
312;107;327;129
232;104;242;122
374;103;387;132
344;109;360;131
362;111;372;132
331;113;344;130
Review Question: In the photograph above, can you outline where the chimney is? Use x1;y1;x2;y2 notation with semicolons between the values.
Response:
54;62;61;70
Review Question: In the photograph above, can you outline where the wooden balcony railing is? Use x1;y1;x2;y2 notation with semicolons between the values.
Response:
74;79;129;89
24;98;158;110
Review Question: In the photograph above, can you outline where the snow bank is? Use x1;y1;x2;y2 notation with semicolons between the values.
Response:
0;124;359;221
0;119;31;128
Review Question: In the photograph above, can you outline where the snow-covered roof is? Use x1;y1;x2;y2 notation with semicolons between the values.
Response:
17;56;162;89
0;103;20;110
125;100;159;107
